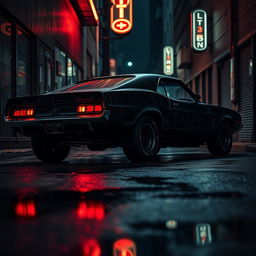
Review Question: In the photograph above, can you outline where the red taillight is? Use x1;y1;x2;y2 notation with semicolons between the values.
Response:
77;104;103;114
13;108;34;117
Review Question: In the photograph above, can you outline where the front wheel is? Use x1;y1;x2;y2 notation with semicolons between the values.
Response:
207;122;233;156
122;116;160;162
31;135;70;163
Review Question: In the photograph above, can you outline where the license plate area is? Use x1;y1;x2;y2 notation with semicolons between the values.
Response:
44;122;64;134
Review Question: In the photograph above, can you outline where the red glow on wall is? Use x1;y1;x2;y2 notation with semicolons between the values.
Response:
83;239;101;256
32;1;83;67
15;200;36;218
113;239;136;256
76;0;99;25
77;201;105;220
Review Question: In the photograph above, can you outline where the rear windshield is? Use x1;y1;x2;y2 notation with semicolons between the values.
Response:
60;77;133;92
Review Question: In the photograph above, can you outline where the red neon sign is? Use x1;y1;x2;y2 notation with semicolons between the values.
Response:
0;23;22;36
110;0;133;34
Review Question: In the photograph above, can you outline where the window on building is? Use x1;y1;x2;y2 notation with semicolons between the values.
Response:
73;63;78;83
55;47;67;89
16;27;32;97
39;46;53;94
55;46;82;88
67;57;73;85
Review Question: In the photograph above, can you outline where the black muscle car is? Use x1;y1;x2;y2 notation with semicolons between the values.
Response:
4;74;242;162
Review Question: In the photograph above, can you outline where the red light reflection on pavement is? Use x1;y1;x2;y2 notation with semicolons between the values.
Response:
83;239;101;256
113;239;136;256
68;172;107;192
77;201;105;220
15;200;36;218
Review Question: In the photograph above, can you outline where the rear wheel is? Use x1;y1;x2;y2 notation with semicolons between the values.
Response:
31;135;70;163
207;122;232;156
122;116;160;161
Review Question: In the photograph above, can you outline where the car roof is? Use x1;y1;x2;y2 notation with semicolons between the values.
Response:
47;74;183;94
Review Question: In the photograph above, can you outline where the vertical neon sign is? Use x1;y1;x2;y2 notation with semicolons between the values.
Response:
163;46;174;75
110;0;133;34
191;10;207;51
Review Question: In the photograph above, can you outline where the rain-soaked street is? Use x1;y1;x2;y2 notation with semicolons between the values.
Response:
0;147;256;255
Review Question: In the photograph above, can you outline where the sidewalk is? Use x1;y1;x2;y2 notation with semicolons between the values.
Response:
0;136;255;160
232;142;256;152
0;137;32;160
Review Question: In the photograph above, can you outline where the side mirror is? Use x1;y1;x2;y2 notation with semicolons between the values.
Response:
195;94;201;101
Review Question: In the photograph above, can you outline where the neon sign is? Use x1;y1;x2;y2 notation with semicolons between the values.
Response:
163;46;174;75
110;0;133;34
0;23;22;36
195;224;212;245
191;9;207;51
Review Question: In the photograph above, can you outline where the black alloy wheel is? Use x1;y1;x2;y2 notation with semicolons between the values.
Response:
207;122;233;156
31;135;70;163
123;116;160;161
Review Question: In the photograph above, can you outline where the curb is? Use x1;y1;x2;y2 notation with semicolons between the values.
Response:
245;144;256;153
0;149;33;160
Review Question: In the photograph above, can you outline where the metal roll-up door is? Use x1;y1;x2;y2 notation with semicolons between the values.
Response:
238;41;254;142
219;58;232;109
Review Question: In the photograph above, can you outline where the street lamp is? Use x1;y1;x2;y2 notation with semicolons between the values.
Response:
127;61;133;67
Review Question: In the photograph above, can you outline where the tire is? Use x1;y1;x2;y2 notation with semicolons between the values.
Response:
31;135;70;163
122;116;160;161
207;122;233;156
87;144;107;151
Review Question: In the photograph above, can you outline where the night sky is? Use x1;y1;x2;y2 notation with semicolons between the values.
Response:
111;0;150;74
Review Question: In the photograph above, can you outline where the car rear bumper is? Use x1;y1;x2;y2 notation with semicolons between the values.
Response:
5;110;114;139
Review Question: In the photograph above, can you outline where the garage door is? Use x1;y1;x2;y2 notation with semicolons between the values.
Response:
238;41;254;142
219;58;232;109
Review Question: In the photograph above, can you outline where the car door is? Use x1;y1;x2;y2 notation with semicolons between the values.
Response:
160;78;209;136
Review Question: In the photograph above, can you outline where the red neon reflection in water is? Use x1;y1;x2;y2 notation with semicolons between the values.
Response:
113;239;136;256
83;239;101;256
70;173;106;192
15;200;36;218
77;201;105;220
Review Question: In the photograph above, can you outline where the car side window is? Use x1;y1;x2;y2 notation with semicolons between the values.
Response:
163;80;195;102
157;83;167;97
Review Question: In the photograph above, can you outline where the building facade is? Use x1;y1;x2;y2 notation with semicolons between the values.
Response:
173;0;256;142
149;0;174;74
0;0;99;136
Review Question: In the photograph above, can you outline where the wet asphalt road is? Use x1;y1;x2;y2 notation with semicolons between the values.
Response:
0;147;256;256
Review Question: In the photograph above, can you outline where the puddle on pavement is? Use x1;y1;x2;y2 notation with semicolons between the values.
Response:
0;188;255;256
